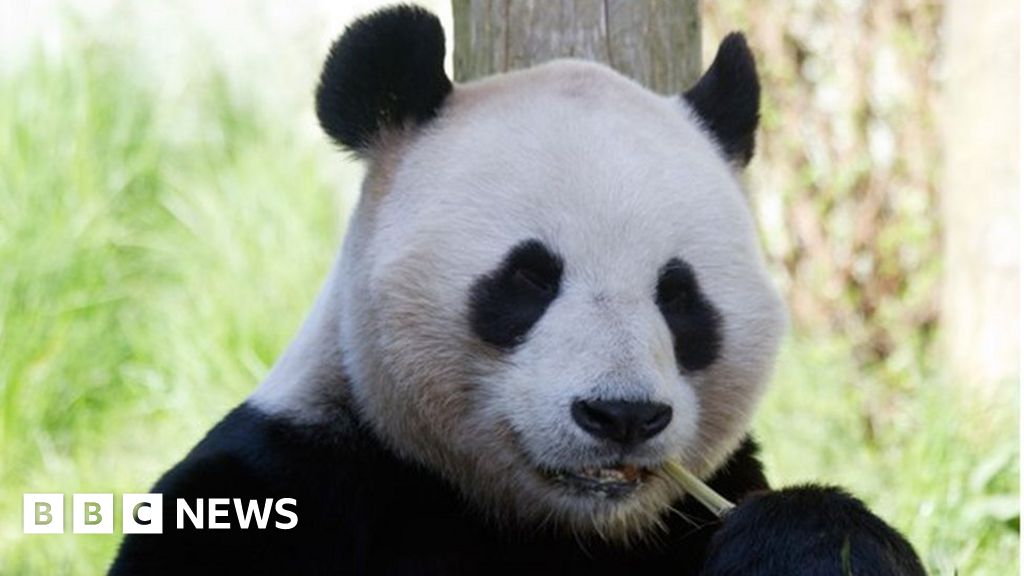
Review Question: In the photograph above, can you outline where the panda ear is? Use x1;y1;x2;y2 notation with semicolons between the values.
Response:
315;5;452;155
683;33;760;167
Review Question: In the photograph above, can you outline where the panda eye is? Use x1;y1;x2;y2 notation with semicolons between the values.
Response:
656;266;691;310
513;265;558;294
655;258;724;372
469;239;564;349
659;286;688;309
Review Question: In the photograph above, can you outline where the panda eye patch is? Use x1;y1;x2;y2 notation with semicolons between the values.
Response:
655;259;723;372
512;261;559;294
469;240;564;349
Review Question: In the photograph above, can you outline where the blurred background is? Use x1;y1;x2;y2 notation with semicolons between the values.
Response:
0;0;1018;573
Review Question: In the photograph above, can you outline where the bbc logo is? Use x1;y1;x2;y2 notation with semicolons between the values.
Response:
24;494;163;534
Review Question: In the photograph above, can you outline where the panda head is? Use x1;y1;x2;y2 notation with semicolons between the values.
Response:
317;6;786;540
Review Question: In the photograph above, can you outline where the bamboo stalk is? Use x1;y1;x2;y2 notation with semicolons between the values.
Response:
663;460;735;518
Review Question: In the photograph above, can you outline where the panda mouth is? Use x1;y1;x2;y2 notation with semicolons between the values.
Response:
546;464;651;499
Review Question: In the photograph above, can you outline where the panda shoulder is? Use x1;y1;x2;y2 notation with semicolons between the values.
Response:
154;402;358;498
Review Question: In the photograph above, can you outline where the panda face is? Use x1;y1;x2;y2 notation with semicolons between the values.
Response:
333;59;786;539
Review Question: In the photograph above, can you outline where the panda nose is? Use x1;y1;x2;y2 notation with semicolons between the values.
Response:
571;399;673;445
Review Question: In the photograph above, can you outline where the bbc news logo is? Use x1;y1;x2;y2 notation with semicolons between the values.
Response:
24;494;297;534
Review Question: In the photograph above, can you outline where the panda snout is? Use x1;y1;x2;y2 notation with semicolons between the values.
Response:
570;399;672;446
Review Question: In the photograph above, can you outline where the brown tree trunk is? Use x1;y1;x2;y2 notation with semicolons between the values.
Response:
451;0;701;92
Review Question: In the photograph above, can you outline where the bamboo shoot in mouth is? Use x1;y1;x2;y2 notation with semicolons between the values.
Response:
662;460;735;518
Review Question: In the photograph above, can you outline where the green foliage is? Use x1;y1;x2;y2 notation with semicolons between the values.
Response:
758;338;1019;575
0;34;350;572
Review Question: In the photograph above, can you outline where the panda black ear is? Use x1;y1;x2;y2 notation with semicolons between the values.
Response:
683;33;760;167
315;5;452;155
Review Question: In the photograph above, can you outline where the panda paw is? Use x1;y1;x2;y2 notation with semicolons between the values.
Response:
702;485;926;576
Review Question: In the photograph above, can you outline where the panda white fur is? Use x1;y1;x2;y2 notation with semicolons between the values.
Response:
111;6;925;575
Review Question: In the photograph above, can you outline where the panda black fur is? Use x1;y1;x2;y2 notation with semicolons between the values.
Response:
111;5;925;575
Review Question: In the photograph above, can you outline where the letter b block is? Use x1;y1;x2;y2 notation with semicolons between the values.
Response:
73;494;113;534
24;494;64;534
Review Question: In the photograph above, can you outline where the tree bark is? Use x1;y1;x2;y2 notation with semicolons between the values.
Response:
941;0;1020;391
452;0;701;93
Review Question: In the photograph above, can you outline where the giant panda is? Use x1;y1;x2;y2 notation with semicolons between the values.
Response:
111;5;926;575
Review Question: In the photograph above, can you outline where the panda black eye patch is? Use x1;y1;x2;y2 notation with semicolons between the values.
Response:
469;240;564;349
656;258;723;372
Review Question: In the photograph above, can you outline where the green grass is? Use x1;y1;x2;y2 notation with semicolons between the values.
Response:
0;27;1017;576
758;337;1018;574
0;37;353;572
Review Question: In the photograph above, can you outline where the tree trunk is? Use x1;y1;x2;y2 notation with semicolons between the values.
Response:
451;0;701;93
941;0;1020;391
